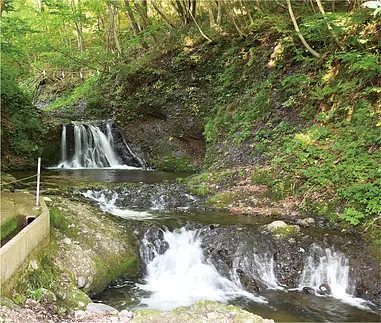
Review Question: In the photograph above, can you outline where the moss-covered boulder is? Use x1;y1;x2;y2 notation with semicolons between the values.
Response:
266;220;300;238
131;300;274;323
48;197;140;295
13;196;139;313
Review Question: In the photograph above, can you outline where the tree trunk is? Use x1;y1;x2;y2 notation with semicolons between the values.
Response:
107;0;122;55
217;0;222;25
287;0;321;59
151;0;176;28
71;0;84;53
188;3;212;42
224;0;245;37
191;0;196;18
207;1;216;26
124;0;141;35
136;0;149;29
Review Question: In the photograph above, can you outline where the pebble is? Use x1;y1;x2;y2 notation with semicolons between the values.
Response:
62;238;72;245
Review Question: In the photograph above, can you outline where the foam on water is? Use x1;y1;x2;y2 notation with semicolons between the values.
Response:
81;190;156;220
139;228;267;310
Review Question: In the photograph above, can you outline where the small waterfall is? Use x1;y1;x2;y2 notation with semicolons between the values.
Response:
233;250;281;290
139;227;266;310
106;123;114;147
60;125;67;164
299;244;369;308
81;189;156;220
57;123;141;169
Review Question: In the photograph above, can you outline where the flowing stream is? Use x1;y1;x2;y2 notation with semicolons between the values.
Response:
84;188;380;322
15;125;379;322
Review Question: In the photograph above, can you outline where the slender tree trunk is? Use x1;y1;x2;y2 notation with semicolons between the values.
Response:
315;0;344;49
36;0;42;11
70;0;84;53
224;0;245;37
124;0;141;35
151;0;176;28
136;0;149;29
216;0;222;25
240;0;254;25
189;8;212;42
191;0;196;18
207;1;216;26
107;0;122;55
287;0;321;58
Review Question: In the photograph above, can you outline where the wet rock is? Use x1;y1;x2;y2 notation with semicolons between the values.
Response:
79;182;205;213
318;283;331;295
266;221;300;238
297;217;315;227
301;286;315;294
201;225;309;288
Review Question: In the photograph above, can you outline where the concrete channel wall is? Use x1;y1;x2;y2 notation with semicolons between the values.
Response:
0;198;50;291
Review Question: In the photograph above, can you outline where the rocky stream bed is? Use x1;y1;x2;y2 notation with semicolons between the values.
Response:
1;170;380;322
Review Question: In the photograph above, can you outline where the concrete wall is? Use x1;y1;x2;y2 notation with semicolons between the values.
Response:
0;198;50;292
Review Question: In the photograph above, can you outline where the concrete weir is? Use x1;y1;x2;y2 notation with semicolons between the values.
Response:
0;192;50;294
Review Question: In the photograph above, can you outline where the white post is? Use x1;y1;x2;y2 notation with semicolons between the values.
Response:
36;158;41;206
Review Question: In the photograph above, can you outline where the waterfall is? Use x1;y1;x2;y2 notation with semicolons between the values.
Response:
233;249;281;290
106;123;114;147
57;123;141;169
138;227;266;310
60;125;67;164
299;244;369;309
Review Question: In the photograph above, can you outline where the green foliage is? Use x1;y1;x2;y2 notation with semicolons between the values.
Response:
50;208;69;232
28;288;45;302
0;216;19;241
46;76;104;114
1;64;45;169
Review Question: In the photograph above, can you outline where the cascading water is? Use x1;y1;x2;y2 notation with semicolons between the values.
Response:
299;244;369;309
232;249;281;290
60;125;67;163
138;227;266;310
57;123;141;169
81;190;155;220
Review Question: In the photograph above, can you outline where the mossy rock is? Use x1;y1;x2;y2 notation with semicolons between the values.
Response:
131;300;274;323
266;221;300;238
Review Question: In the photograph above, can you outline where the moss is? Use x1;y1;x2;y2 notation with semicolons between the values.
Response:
119;254;140;277
132;301;272;322
149;153;196;172
273;225;300;238
0;216;19;241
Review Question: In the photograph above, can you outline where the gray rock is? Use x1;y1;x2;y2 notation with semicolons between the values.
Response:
266;220;288;232
77;276;86;288
62;237;72;245
74;310;87;318
86;302;118;314
297;217;315;227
